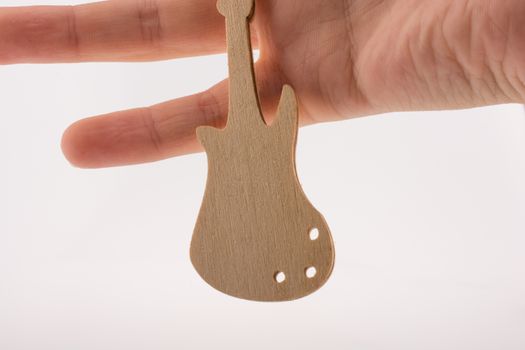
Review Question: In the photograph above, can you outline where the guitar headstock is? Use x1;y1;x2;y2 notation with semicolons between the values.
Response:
217;0;255;19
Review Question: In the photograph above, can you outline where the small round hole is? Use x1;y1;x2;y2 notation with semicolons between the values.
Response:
305;266;317;279
274;271;286;284
309;228;320;241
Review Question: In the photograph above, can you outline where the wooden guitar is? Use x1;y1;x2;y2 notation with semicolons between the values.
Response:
190;0;335;301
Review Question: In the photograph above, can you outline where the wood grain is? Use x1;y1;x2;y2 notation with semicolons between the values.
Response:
190;0;335;302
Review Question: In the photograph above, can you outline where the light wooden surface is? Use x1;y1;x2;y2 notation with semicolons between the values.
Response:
190;0;335;302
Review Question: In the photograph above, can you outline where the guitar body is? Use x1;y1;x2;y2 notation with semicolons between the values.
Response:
190;0;335;302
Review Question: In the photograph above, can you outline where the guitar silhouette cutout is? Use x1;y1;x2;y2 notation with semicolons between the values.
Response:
190;0;335;302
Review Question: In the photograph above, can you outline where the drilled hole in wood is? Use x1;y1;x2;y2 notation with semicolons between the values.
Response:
274;271;286;284
309;228;320;241
305;267;317;279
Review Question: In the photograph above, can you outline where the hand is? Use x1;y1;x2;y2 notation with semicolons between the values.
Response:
1;0;524;168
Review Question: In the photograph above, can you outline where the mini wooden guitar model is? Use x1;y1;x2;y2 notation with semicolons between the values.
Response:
190;0;335;301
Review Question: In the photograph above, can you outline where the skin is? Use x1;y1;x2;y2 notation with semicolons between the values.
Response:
1;0;524;168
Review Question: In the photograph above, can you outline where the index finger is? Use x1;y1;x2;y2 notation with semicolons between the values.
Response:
0;0;227;64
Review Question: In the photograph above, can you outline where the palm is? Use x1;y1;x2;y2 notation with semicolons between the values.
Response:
256;0;523;123
253;0;359;124
1;0;523;168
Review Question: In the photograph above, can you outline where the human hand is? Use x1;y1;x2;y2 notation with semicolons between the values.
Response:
1;0;523;168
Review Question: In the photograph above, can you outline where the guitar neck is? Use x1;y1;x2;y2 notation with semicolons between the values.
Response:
221;0;263;128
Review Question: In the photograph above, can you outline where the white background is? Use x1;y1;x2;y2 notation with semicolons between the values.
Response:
1;1;525;349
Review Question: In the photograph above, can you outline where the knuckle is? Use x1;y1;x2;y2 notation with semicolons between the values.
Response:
140;107;164;153
136;0;163;45
196;89;226;129
66;6;80;57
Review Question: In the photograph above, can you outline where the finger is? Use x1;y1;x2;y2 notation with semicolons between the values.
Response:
61;79;227;168
61;66;286;168
0;0;233;64
61;60;295;168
